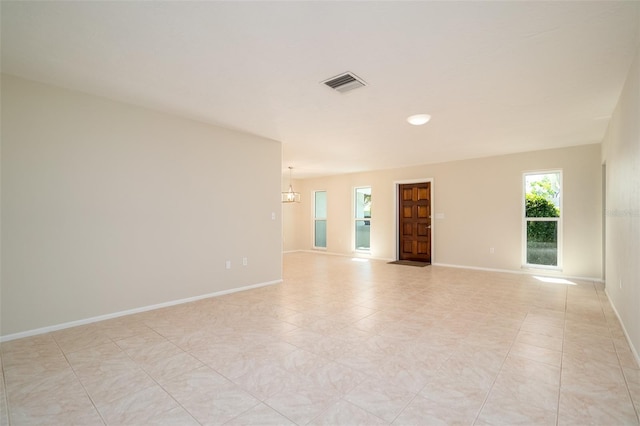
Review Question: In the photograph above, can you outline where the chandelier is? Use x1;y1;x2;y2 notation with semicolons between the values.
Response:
281;166;301;203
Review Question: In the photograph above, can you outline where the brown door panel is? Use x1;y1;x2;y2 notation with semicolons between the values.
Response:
417;241;430;255
417;224;429;237
417;187;429;201
398;182;431;263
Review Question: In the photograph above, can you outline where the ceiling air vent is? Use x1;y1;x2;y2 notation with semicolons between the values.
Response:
322;72;366;93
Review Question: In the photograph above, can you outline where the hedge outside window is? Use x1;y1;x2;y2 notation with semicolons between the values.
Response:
524;172;561;268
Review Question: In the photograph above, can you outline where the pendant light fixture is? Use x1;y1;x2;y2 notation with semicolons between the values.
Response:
281;166;301;203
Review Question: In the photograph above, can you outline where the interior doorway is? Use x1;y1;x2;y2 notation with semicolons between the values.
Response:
602;163;606;281
397;181;432;263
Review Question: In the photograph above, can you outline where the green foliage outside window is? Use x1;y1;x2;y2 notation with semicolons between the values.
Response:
526;193;559;265
526;194;559;218
528;175;559;201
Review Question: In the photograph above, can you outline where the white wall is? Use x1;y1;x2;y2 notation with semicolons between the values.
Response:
602;41;640;358
1;75;282;337
287;144;602;279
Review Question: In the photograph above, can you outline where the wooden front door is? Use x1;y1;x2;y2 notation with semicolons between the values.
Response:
398;182;431;263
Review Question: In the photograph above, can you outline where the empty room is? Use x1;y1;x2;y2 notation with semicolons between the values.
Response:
1;2;639;425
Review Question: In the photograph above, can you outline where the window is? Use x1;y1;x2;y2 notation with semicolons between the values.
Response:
355;187;371;251
314;191;327;248
524;171;561;268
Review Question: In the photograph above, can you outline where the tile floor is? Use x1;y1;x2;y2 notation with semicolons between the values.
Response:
1;251;639;425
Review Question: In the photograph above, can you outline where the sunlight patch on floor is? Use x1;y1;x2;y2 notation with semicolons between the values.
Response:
533;275;576;285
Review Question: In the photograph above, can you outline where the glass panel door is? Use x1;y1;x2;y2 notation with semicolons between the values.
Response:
314;191;327;248
355;187;371;251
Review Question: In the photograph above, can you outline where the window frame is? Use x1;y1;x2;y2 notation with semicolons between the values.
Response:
313;190;327;250
522;170;563;270
354;186;372;252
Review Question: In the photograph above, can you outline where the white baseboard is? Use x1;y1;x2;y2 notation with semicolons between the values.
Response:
291;249;393;262
604;289;640;369
284;251;602;282
432;262;603;283
0;279;282;343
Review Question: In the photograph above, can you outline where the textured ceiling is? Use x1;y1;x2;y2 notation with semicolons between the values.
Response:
2;2;639;178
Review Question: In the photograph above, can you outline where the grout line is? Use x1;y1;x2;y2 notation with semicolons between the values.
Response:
555;285;568;426
0;349;12;426
604;298;640;425
259;398;300;425
118;335;203;426
471;310;525;425
150;378;204;425
388;382;424;425
56;336;108;426
337;396;390;425
3;254;634;424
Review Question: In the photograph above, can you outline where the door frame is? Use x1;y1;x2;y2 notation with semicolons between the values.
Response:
393;178;434;262
602;162;606;281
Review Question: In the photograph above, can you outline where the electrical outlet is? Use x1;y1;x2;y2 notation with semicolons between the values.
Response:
225;260;231;269
243;257;248;266
489;247;495;254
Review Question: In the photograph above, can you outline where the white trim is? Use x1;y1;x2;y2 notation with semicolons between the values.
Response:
353;186;372;252
295;249;393;263
522;170;563;268
393;178;435;262
433;262;602;283
522;263;562;272
285;250;601;282
604;288;640;368
313;189;328;249
0;279;282;343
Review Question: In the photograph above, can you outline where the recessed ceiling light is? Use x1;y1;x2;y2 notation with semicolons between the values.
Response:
407;114;431;125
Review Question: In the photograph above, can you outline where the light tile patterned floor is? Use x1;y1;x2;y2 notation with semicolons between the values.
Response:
1;251;639;425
